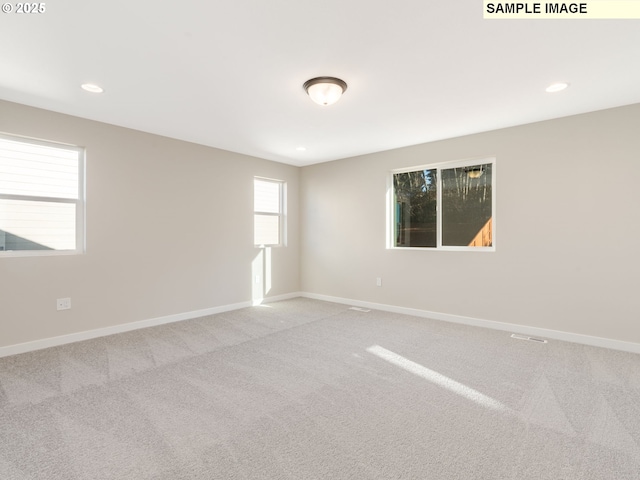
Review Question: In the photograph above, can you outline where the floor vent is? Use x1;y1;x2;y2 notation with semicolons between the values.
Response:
511;333;548;343
349;307;371;313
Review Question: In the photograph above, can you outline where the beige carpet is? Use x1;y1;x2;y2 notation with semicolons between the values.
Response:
1;298;639;479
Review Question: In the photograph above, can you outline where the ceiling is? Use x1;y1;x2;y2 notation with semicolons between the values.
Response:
1;1;639;166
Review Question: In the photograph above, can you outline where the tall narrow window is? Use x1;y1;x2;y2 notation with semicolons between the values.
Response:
254;178;284;246
391;158;494;250
0;133;85;256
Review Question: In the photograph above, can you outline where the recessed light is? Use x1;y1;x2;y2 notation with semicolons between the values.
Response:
81;83;104;93
545;82;569;93
296;147;306;152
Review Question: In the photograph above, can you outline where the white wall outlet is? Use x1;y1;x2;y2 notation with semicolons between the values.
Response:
376;277;382;287
56;298;71;311
255;275;261;284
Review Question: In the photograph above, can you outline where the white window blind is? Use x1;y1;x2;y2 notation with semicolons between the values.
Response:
0;134;84;254
254;178;283;246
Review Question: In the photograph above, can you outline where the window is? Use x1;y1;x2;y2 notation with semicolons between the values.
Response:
390;158;494;250
254;177;284;246
0;133;85;256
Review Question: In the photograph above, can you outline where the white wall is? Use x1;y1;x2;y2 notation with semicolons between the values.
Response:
0;100;300;349
300;104;640;344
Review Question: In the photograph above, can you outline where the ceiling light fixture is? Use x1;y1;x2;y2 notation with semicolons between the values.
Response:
81;83;104;93
465;166;484;179
303;77;347;106
545;82;569;93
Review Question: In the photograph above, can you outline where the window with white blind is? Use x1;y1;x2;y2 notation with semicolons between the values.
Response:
0;133;85;256
254;177;284;246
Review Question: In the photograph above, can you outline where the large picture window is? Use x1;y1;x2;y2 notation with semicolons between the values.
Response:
391;158;495;250
0;133;85;256
254;177;284;246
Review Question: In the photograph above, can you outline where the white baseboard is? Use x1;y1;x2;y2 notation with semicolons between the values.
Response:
0;292;301;359
301;292;640;355
252;291;302;306
3;291;638;358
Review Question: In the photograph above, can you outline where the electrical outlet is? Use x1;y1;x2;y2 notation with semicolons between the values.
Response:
56;298;71;311
255;275;261;284
376;277;382;287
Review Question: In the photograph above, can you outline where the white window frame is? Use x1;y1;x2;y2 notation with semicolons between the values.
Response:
388;156;496;252
0;132;85;257
253;177;286;247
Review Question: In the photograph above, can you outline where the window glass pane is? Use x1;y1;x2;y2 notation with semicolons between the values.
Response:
393;169;437;247
254;179;280;214
0;138;79;199
441;163;492;247
254;214;279;245
0;199;76;251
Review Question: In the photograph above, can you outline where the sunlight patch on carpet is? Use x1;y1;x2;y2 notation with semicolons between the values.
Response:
366;345;506;411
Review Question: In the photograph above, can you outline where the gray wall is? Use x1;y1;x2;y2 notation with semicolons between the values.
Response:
0;100;300;348
300;104;640;344
2;99;639;350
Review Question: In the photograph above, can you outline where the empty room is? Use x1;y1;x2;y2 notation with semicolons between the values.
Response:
1;1;639;478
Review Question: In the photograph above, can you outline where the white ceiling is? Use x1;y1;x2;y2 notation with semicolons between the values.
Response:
1;1;639;166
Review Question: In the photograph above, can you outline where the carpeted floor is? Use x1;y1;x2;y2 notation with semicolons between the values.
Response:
1;297;639;479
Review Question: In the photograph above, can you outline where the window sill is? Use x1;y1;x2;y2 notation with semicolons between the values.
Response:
0;249;83;258
388;246;495;252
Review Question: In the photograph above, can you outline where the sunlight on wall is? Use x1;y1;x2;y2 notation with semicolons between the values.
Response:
265;246;272;295
366;345;505;411
251;247;272;305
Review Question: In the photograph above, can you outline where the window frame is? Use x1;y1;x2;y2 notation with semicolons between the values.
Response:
253;176;286;247
0;132;86;257
388;156;496;252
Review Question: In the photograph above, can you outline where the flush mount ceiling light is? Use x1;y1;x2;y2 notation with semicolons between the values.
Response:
464;166;484;179
303;77;347;106
81;83;104;93
545;82;569;93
